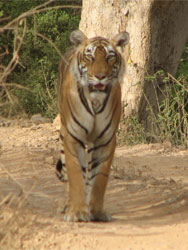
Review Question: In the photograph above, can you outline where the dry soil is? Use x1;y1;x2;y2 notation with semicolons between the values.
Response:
0;117;188;250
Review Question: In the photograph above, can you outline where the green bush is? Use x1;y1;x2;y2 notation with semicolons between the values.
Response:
117;104;147;145
0;0;81;118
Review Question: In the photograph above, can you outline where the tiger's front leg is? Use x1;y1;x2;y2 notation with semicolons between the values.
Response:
89;135;116;222
63;133;92;222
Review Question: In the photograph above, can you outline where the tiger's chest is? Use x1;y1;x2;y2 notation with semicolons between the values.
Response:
89;91;108;114
84;93;117;143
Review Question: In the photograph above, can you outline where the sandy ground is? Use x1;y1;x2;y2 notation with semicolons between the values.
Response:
0;117;188;250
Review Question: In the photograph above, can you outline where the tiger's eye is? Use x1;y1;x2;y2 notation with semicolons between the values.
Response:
107;54;116;60
85;54;94;61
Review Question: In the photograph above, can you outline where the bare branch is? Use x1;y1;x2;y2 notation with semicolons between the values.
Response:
0;82;33;92
0;45;9;58
0;19;27;84
167;72;188;92
0;16;11;23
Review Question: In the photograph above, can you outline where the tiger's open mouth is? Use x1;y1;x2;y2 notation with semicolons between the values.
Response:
93;83;106;91
89;83;107;92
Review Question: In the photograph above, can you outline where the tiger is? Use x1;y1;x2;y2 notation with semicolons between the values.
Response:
56;30;129;222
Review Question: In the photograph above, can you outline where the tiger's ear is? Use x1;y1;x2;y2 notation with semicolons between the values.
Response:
112;31;129;52
70;30;88;46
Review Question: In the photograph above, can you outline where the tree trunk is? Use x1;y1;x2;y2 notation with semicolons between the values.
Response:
80;0;188;130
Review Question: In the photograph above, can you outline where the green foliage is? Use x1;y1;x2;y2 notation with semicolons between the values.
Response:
156;66;188;145
117;115;147;146
0;0;80;118
148;72;188;145
177;41;188;82
0;0;38;18
13;10;79;118
156;90;188;145
117;104;147;145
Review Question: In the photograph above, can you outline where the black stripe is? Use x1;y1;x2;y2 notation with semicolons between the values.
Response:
67;99;89;134
85;181;92;186
77;53;81;74
89;172;108;181
60;133;64;141
92;38;109;45
97;101;118;139
61;150;64;154
97;119;112;139
88;132;115;153
96;85;111;114
56;172;67;183
67;129;86;149
78;86;93;116
56;159;63;172
88;158;96;165
56;160;67;182
77;52;83;75
91;161;100;170
88;158;101;170
81;166;86;173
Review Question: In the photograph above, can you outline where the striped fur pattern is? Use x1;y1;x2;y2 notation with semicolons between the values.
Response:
56;30;129;222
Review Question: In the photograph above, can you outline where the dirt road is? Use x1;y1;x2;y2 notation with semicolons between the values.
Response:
0;118;188;250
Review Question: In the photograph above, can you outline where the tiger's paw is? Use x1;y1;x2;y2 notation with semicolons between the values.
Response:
91;210;112;222
63;205;92;222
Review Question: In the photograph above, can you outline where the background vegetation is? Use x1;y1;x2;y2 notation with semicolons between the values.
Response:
0;0;187;146
0;0;81;118
117;50;188;147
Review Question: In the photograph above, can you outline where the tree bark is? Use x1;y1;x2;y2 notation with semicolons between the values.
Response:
80;0;188;130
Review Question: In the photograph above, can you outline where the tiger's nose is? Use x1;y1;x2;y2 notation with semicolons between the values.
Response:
95;73;106;80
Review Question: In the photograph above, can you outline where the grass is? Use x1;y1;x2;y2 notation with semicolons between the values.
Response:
117;69;188;147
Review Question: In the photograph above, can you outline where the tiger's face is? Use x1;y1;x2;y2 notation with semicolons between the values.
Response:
70;30;129;92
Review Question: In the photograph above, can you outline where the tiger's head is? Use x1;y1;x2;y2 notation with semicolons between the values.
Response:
70;30;129;92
